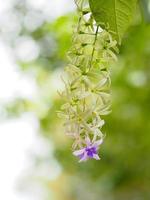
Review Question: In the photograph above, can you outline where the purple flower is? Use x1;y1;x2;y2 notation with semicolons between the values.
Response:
73;137;103;162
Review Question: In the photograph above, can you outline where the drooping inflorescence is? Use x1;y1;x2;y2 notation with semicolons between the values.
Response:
58;0;118;162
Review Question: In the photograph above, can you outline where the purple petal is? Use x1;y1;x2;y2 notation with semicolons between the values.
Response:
73;148;85;156
78;153;85;159
85;137;91;146
86;146;97;158
94;138;103;147
79;153;88;162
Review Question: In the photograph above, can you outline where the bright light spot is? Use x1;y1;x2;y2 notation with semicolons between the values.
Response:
127;71;146;87
15;36;40;62
0;114;39;200
26;0;75;19
0;0;15;13
24;11;44;32
0;41;38;101
0;12;21;40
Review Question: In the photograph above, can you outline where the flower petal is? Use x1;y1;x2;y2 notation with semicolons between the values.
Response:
79;153;88;162
94;138;103;147
73;148;85;156
97;120;105;128
93;154;100;160
85;137;91;146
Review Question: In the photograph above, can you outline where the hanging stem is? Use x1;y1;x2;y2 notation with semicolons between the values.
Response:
89;25;99;71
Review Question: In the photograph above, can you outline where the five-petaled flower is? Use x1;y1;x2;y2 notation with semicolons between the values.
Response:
73;137;103;162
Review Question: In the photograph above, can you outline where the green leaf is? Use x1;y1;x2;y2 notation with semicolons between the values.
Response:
89;0;137;44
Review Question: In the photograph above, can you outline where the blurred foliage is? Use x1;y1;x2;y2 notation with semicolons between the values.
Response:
1;0;150;200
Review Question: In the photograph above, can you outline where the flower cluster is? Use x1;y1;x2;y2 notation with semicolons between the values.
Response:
58;0;118;162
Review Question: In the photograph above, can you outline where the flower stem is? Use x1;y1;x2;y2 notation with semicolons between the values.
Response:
89;25;99;71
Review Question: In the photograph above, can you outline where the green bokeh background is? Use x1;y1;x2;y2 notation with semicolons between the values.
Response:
1;1;150;200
